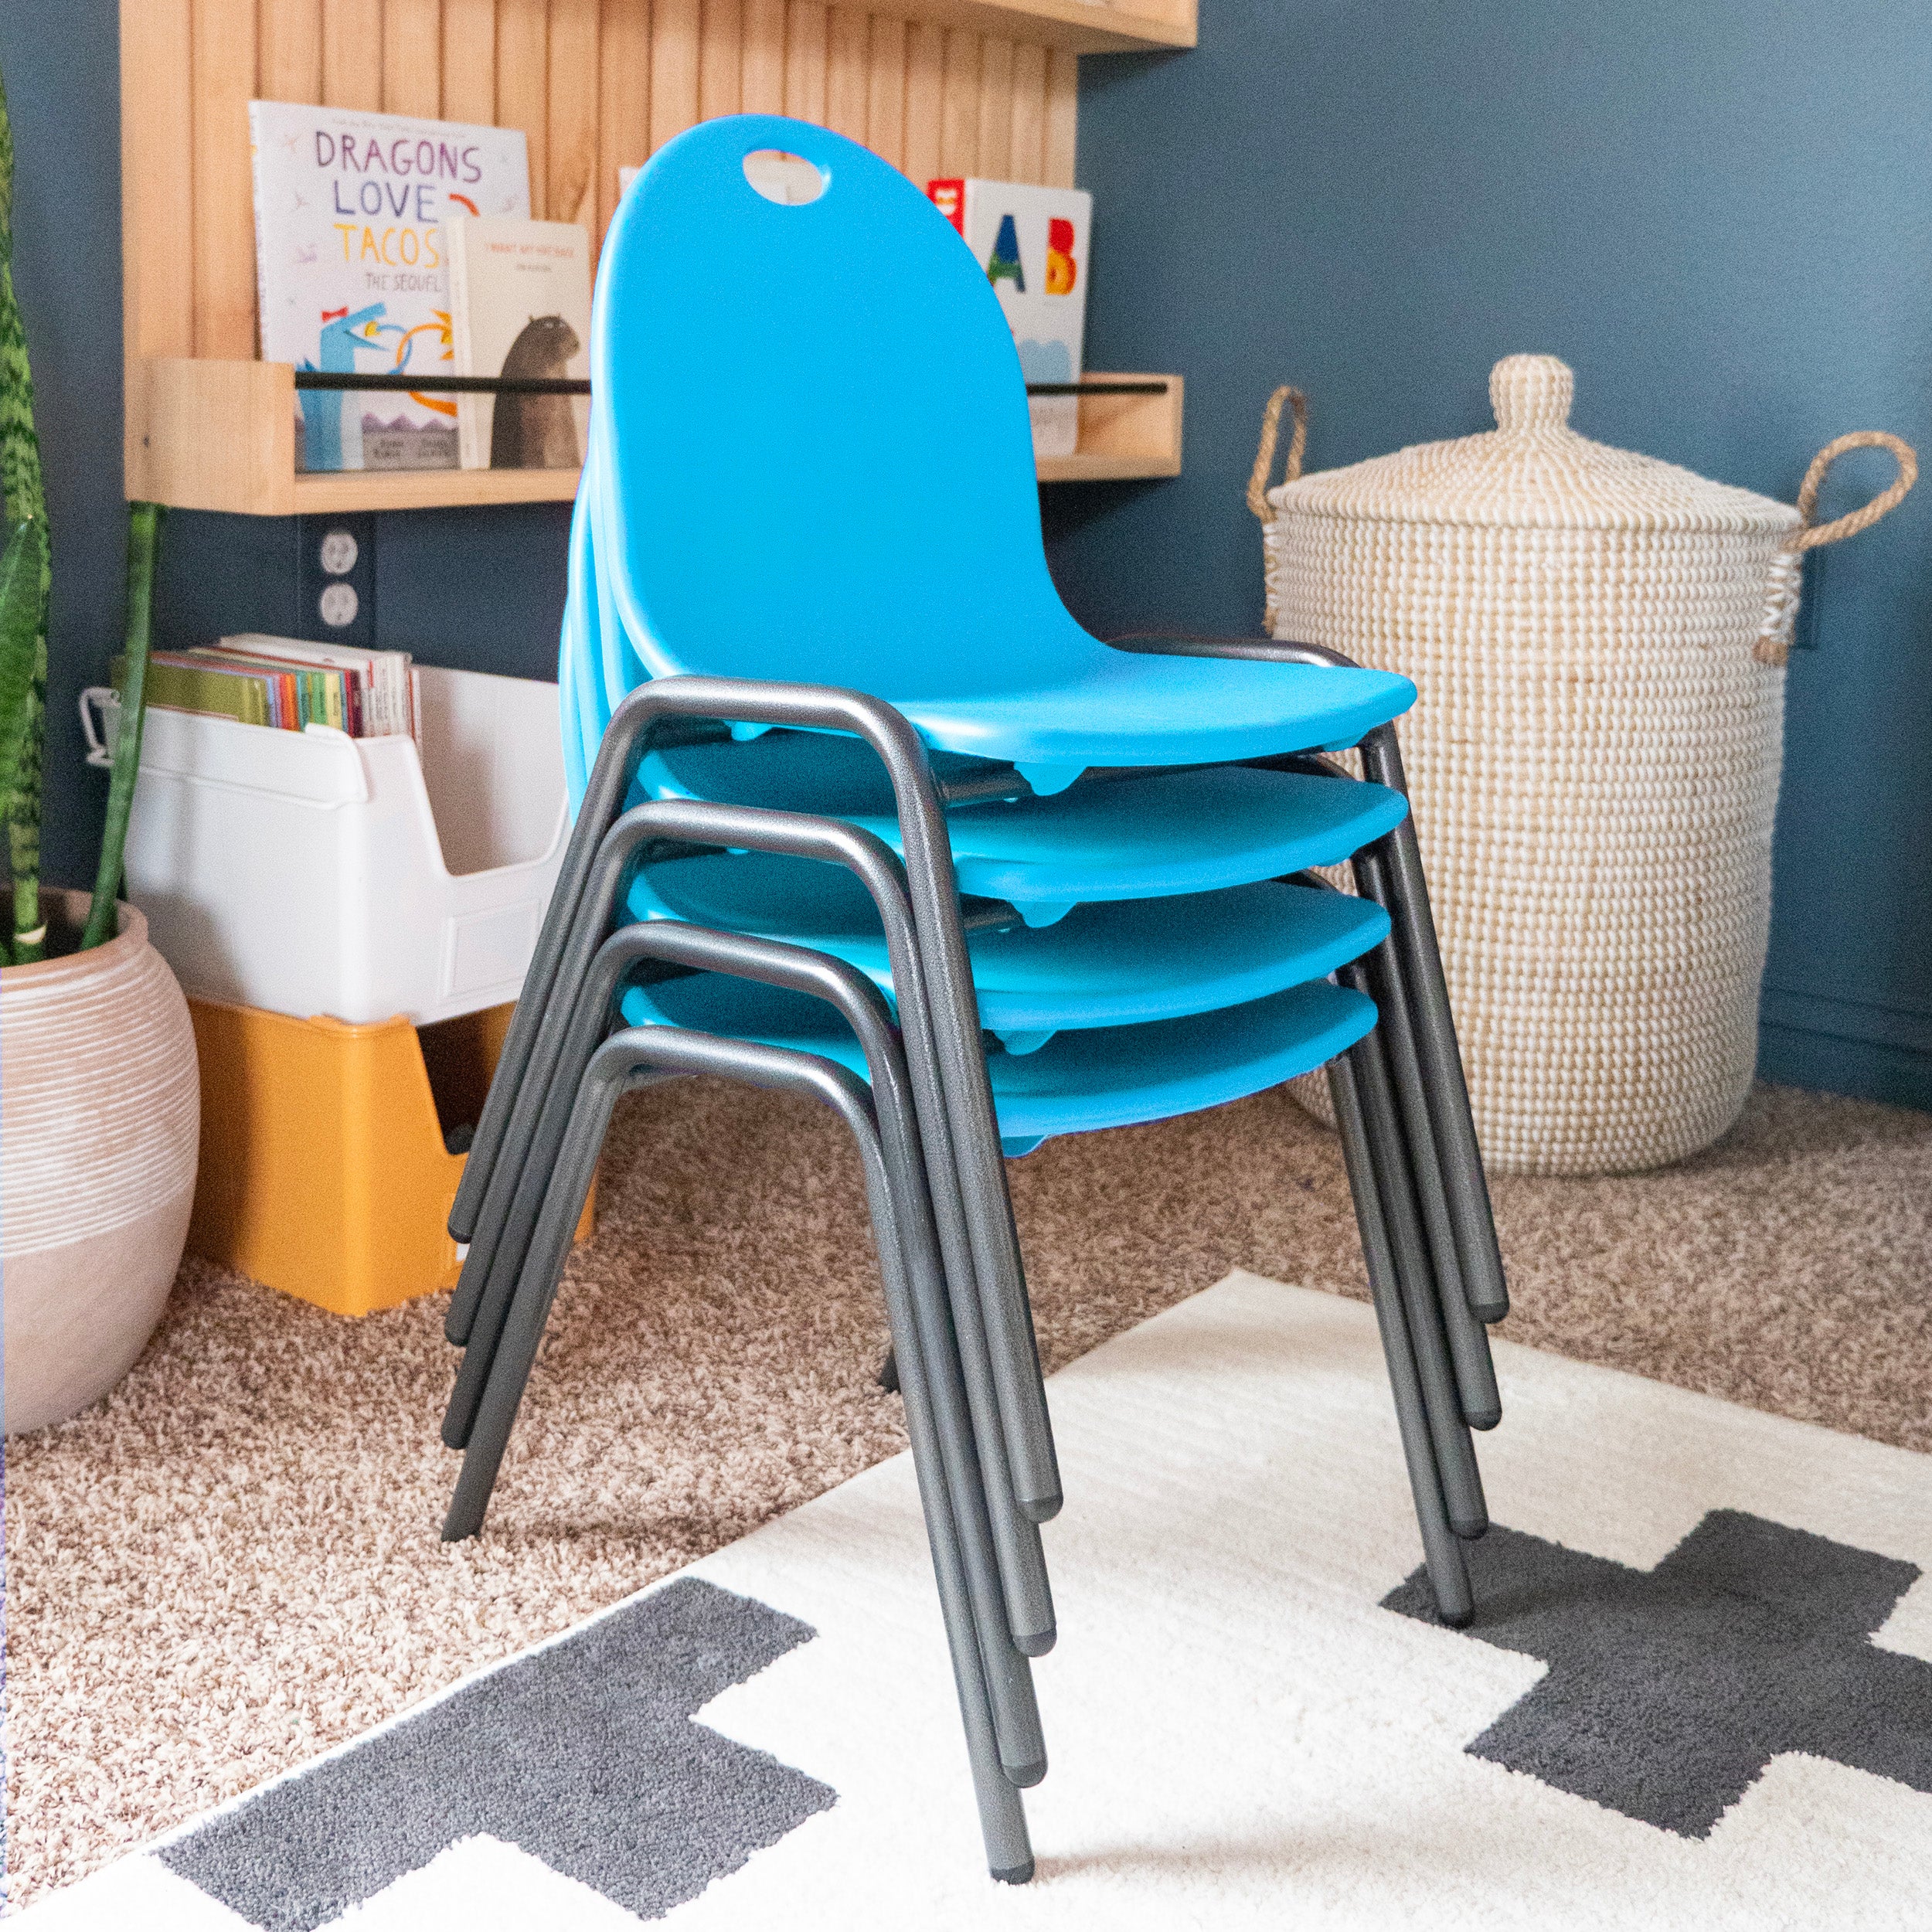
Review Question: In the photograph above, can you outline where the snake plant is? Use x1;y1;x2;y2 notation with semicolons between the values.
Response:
0;59;48;964
1;60;162;964
82;501;162;949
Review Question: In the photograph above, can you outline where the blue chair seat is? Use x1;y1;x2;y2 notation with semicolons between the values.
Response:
777;654;1410;787
628;854;1390;1046
578;448;1411;787
641;733;1410;920
621;972;1378;1155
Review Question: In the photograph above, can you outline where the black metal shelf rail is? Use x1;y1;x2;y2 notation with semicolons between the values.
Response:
292;372;1171;398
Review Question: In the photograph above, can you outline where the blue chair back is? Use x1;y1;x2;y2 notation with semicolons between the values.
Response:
592;114;1100;698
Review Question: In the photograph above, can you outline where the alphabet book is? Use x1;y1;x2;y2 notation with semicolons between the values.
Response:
927;179;1093;458
248;102;531;472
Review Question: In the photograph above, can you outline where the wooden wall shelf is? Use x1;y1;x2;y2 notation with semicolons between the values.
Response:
129;358;1180;513
122;0;1192;512
1040;374;1183;481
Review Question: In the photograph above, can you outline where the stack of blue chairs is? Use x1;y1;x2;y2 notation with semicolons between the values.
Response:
438;115;1509;1886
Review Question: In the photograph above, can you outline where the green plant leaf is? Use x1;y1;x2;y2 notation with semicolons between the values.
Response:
83;502;162;951
0;513;45;963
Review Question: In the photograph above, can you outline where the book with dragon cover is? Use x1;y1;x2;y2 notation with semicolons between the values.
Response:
249;102;530;472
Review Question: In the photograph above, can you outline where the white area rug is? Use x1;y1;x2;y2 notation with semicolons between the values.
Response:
22;1273;1932;1929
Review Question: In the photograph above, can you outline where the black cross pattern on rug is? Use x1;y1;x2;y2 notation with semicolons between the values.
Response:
1383;1509;1932;1837
162;1578;834;1929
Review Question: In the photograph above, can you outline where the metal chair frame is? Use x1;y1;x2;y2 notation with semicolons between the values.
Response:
451;1004;1042;1879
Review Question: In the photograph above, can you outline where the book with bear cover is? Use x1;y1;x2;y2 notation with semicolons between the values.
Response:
927;179;1092;458
444;217;593;471
249;102;531;473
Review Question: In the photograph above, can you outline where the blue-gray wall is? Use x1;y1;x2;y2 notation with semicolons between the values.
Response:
9;0;1928;1106
1050;0;1932;1108
3;1;124;897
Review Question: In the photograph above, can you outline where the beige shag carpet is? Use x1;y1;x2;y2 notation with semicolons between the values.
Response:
7;1079;1931;1907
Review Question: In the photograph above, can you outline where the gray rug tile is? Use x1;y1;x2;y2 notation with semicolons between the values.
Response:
1386;1509;1932;1835
160;1577;834;1928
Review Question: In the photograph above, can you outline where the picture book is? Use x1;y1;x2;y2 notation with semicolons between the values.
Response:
222;635;421;743
444;218;593;471
124;639;421;741
118;655;278;730
927;179;1093;458
248;102;531;473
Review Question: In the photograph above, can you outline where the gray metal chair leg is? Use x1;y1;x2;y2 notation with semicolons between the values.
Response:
447;1026;1039;1876
447;794;1057;1655
448;714;730;1245
1354;723;1509;1325
1329;1047;1473;1626
445;921;1053;1784
1101;631;1509;1329
1349;850;1502;1430
444;920;684;1446
1338;962;1488;1543
447;828;708;1350
457;678;1060;1525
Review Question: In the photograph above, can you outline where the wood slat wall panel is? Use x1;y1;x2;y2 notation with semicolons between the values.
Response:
258;0;325;102
866;14;906;172
440;0;497;120
824;6;868;141
902;19;943;185
192;0;259;358
597;0;651;240
975;34;1012;178
740;0;787;113
124;0;198;364
699;0;742;120
321;0;385;108
131;0;1082;500
383;0;444;116
1043;43;1076;185
937;28;979;178
650;0;701;149
495;0;549;210
784;2;827;126
1008;39;1044;182
548;0;600;222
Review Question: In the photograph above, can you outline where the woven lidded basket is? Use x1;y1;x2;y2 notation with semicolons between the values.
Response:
1256;354;1915;1176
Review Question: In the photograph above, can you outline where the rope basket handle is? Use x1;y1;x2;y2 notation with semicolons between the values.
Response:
1247;386;1308;522
1790;430;1917;550
1754;430;1917;665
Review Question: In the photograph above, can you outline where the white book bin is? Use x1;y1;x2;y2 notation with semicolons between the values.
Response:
110;666;568;1026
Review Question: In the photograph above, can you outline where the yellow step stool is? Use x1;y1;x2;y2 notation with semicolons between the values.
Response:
187;998;591;1318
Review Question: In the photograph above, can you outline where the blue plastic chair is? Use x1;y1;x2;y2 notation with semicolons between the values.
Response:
447;113;1502;1889
563;446;1417;921
631;855;1390;1050
621;971;1378;1155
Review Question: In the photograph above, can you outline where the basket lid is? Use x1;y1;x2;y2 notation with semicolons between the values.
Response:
1269;354;1802;536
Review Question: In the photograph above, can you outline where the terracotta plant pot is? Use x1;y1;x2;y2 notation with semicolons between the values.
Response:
2;888;199;1432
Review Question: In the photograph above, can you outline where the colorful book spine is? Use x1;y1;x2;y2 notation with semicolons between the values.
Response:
119;655;274;729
